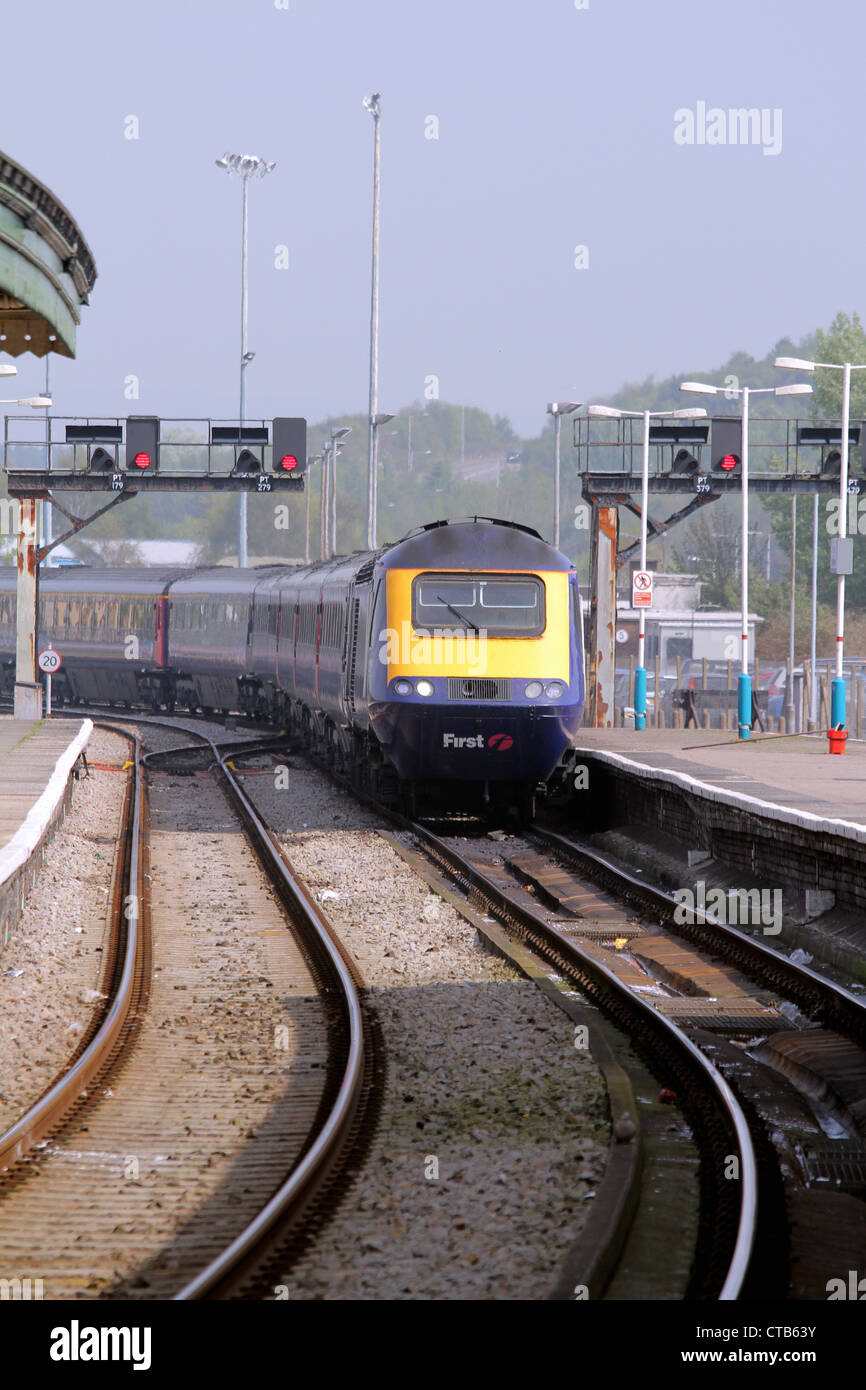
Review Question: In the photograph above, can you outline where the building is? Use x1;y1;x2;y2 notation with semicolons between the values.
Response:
613;572;761;676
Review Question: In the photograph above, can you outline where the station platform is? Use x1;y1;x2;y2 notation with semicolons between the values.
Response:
572;729;866;840
0;717;93;948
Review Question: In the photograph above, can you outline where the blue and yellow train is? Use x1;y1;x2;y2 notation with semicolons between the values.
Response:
0;517;585;813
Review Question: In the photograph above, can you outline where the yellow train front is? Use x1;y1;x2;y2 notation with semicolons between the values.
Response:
366;518;584;813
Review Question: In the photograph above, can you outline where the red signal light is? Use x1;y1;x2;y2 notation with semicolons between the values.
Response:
278;454;298;472
133;451;151;469
719;453;738;472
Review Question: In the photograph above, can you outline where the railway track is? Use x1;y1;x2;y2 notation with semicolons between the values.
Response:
14;706;865;1301
387;813;866;1300
0;715;375;1300
236;728;866;1301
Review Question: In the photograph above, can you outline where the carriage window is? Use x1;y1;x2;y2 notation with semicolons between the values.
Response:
412;573;545;637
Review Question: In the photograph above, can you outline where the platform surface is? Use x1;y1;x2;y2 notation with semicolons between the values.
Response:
572;729;866;833
0;718;90;851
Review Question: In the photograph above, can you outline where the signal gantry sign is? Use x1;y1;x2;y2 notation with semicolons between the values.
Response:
3;416;308;494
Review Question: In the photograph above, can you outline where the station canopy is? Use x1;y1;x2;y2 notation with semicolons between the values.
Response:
0;150;97;358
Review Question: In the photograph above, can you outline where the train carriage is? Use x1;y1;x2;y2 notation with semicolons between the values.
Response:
0;518;585;814
0;566;182;707
167;566;269;714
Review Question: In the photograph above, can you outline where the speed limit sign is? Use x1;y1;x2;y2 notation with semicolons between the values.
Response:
37;648;62;674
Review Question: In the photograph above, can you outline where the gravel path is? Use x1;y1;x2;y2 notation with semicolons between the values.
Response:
0;728;129;1131
246;756;611;1300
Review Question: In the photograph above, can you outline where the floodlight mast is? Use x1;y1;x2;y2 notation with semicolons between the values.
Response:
364;95;383;549
215;152;276;566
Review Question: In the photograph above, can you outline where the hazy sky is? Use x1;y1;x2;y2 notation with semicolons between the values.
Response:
1;0;861;436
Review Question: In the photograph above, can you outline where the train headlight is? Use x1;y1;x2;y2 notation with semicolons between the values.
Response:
393;680;413;696
545;681;566;699
524;680;544;699
416;679;435;697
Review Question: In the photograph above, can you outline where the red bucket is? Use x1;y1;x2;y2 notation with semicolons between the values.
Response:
828;728;847;755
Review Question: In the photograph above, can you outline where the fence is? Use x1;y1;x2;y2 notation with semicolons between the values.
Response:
610;654;866;735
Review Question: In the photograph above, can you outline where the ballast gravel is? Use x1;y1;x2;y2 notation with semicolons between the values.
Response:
0;728;129;1131
247;758;611;1300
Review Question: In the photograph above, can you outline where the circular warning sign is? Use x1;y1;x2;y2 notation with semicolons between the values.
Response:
37;648;62;674
632;570;654;607
616;628;628;644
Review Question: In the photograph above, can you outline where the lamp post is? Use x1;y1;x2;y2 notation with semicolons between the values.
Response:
747;530;772;583
363;94;382;550
367;411;394;547
774;355;866;745
547;402;582;549
588;404;708;730
681;380;812;739
328;426;352;557
305;454;323;564
810;491;819;728
215;152;276;567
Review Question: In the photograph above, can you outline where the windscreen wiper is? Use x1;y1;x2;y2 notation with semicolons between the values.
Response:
437;594;479;633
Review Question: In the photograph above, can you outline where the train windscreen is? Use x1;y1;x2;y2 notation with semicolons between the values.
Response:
412;573;545;637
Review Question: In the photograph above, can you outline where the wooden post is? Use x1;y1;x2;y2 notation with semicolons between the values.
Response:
819;676;829;730
857;674;863;740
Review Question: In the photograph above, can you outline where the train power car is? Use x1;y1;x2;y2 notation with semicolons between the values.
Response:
0;518;585;814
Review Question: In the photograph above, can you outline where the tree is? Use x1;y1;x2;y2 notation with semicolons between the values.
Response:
812;312;866;419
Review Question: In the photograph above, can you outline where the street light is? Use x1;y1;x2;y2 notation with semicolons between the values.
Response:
0;364;18;377
0;396;52;408
681;380;812;739
305;453;323;563
774;354;866;746
327;426;352;557
215;151;276;568
546;402;582;549
588;403;708;730
364;93;382;549
371;410;395;508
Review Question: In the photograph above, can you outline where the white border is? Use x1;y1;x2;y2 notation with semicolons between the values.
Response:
572;743;866;846
0;720;93;889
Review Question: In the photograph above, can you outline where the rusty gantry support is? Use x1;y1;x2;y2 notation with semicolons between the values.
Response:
587;502;618;727
10;488;135;719
14;498;41;718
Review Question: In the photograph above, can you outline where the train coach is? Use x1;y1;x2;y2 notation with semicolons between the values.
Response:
0;517;585;814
